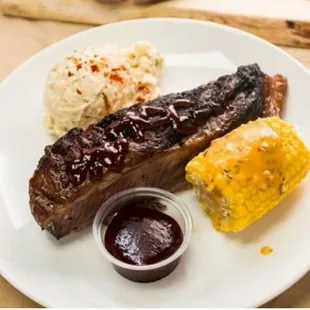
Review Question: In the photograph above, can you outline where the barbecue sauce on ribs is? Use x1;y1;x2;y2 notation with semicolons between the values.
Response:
67;99;213;186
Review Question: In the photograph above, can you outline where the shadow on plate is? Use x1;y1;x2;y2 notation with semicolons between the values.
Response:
224;185;304;244
45;226;93;247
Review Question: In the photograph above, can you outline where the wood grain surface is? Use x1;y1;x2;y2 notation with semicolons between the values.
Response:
0;0;310;48
0;13;309;308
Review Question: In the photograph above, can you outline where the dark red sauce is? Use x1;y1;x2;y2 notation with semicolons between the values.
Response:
104;205;183;266
67;99;211;185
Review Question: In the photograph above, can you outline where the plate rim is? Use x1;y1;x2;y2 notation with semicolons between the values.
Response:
0;17;309;308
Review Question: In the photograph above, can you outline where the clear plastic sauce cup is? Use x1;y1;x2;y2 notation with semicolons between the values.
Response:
93;187;193;283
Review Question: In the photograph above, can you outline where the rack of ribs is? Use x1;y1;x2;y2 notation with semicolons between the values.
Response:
29;64;288;239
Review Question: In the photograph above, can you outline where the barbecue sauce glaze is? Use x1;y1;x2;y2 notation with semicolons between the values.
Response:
104;205;183;266
67;99;212;185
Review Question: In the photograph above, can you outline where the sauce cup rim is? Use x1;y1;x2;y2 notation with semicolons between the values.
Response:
92;187;193;271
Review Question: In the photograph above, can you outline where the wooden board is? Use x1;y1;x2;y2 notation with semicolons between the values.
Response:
0;0;310;48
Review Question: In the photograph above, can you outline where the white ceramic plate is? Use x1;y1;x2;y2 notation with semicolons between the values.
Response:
0;18;309;308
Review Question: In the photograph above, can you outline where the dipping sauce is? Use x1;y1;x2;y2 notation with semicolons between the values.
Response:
104;205;183;266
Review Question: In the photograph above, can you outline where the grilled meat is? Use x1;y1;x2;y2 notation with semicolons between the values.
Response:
29;64;288;239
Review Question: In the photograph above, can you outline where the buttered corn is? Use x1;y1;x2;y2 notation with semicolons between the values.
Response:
185;117;310;232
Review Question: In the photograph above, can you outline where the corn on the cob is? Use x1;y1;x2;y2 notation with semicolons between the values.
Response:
185;117;310;232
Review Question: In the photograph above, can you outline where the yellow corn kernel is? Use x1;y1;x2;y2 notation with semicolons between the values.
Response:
185;117;310;232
